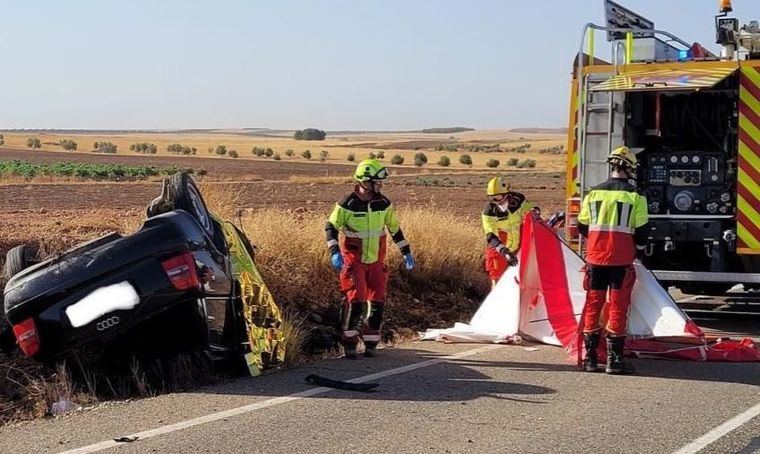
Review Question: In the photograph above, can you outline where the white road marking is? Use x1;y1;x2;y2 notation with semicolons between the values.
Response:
61;345;501;454
672;401;760;454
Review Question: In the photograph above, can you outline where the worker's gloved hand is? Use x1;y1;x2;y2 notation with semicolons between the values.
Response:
403;253;416;271
498;245;518;267
330;252;344;271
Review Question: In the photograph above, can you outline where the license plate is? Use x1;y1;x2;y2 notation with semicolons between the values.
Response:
65;281;140;328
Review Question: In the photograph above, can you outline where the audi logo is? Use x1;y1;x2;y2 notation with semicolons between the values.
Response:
96;316;120;331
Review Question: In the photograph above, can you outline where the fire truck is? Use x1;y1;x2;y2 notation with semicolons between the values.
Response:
565;0;760;295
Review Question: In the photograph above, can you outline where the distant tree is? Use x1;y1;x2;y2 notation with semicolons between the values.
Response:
285;149;294;157
215;145;228;156
437;155;451;167
273;153;282;161
391;154;404;165
228;149;239;158
413;152;428;167
347;152;356;162
94;141;117;153
459;154;473;166
0;134;5;146
252;147;265;157
486;159;500;168
59;139;78;151
294;128;326;141
131;143;157;154
265;147;274;157
302;149;312;159
507;157;519;166
516;159;537;169
368;152;377;159
376;150;385;159
319;150;329;161
26;137;42;149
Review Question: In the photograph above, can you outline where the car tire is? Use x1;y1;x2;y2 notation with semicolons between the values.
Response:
170;172;215;237
5;244;37;280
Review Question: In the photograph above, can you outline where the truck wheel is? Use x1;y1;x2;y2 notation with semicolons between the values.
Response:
170;172;214;237
4;244;38;280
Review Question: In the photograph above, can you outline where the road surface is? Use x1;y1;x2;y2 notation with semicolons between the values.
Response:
1;330;758;454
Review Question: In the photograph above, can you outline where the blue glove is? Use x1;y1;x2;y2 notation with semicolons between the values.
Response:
403;253;415;271
330;253;344;271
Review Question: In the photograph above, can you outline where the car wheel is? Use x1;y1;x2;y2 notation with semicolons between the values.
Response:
170;172;214;237
5;244;38;280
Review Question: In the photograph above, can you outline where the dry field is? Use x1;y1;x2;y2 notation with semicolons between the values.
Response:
0;129;566;171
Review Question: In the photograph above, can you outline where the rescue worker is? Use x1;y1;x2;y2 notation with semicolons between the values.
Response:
325;159;415;358
577;146;649;374
482;176;539;286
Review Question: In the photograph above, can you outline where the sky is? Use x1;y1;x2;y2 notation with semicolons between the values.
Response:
1;0;759;131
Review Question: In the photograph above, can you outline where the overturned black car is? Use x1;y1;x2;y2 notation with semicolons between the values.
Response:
2;173;285;376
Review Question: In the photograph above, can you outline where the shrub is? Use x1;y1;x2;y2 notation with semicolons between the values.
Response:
413;152;428;167
486;159;500;168
285;149;294;157
265;148;274;157
26;137;42;149
319;150;329;161
130;143;157;154
507;157;519;166
228;149;239;158
251;147;265;157
376;150;385;159
301;149;312;159
167;144;195;155
368;152;377;159
516;159;537;168
459;154;473;165
437;156;451;167
347;152;356;162
93;141;117;153
273;153;281;161
391;154;404;165
0;134;4;146
294;128;326;141
215;145;228;156
59;139;78;151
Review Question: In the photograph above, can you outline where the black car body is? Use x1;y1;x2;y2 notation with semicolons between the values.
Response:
2;173;282;372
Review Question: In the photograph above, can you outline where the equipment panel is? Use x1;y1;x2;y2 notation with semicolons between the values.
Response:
640;151;733;215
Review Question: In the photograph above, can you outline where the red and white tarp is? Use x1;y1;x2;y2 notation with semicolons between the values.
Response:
422;216;760;362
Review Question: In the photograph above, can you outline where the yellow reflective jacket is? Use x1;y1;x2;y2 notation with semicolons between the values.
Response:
482;193;534;252
326;191;410;264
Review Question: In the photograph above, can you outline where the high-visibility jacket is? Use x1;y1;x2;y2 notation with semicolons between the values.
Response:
577;178;649;266
325;190;410;264
481;192;534;252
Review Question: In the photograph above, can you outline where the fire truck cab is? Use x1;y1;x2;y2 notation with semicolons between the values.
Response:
566;0;760;294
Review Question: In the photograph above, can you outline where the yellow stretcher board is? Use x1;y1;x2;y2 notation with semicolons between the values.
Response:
215;214;286;376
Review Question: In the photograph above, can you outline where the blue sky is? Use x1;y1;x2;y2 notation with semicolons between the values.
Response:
1;1;758;130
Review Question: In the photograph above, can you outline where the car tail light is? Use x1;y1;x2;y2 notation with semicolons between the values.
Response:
13;317;40;357
161;252;201;291
565;198;582;246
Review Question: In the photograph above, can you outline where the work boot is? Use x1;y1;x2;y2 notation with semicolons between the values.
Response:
582;332;600;372
364;343;378;358
605;336;635;375
344;345;359;359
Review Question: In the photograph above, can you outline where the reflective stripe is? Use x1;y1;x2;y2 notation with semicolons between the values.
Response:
589;225;634;234
619;202;631;228
362;334;381;342
343;330;359;337
395;239;409;249
326;239;338;247
343;230;387;239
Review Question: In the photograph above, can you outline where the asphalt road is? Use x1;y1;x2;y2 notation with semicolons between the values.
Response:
1;330;758;454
